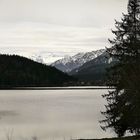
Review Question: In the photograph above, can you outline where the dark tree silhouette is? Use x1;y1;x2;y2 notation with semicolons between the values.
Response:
101;0;140;137
0;54;75;88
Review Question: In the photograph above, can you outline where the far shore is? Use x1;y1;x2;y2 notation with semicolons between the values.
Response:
76;135;140;140
0;86;114;90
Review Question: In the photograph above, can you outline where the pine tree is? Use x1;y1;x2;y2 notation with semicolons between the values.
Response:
101;0;140;137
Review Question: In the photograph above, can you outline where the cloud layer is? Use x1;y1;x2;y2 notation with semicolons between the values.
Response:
0;0;128;63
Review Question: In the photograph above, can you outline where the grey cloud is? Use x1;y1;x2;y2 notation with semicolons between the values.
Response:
0;0;128;27
0;0;128;63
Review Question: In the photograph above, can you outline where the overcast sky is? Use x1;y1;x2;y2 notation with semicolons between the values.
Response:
0;0;128;63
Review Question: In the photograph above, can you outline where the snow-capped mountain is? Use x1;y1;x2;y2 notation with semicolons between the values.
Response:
69;51;116;83
28;52;65;65
30;55;44;64
51;49;105;73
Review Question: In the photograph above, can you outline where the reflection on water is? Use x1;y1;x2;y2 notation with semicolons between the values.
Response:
0;110;18;117
0;89;115;140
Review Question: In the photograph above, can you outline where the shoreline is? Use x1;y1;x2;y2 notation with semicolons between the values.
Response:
76;135;140;140
0;86;114;90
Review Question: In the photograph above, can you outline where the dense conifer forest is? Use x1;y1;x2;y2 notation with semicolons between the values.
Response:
0;54;75;88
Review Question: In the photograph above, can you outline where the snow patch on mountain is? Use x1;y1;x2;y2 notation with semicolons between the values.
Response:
28;52;65;65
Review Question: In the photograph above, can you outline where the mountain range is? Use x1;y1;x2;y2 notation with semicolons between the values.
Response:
51;49;105;73
0;49;116;87
29;49;115;85
50;49;116;85
69;51;115;85
10;49;115;86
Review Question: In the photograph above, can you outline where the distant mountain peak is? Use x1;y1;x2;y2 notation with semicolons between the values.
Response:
31;55;44;64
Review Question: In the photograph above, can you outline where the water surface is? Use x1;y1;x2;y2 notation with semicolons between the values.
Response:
0;89;115;140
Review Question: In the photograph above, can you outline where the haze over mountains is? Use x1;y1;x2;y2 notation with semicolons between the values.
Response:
28;52;66;65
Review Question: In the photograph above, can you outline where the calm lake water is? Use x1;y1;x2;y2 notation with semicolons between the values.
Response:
0;89;115;140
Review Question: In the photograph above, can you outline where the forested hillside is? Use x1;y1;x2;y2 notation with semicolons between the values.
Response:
0;54;75;88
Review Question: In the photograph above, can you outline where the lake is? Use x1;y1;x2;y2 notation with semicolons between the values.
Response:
0;89;115;140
